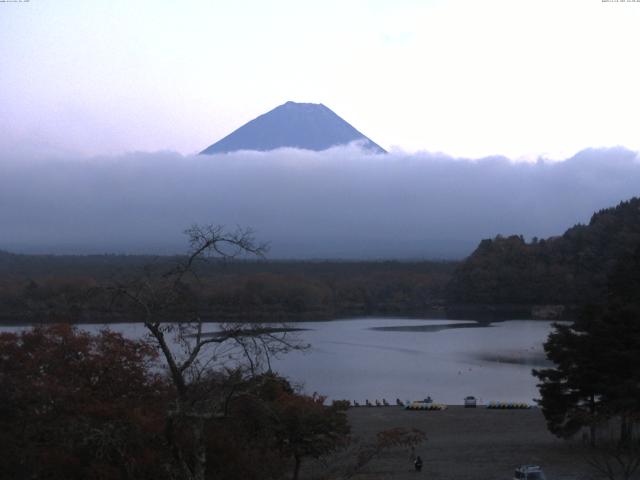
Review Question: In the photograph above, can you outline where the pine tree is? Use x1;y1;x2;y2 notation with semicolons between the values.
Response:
534;245;640;445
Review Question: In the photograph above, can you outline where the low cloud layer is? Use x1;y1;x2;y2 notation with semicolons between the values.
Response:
1;145;639;259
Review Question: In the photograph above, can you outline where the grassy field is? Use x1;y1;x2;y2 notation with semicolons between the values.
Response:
338;406;593;480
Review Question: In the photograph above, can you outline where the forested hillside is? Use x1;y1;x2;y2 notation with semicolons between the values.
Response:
447;197;640;309
3;197;639;323
0;254;454;324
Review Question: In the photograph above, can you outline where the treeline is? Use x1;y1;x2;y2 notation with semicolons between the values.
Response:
4;196;640;323
447;197;640;310
0;253;455;324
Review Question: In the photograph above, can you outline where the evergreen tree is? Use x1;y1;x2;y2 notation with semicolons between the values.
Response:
533;245;640;445
533;309;608;444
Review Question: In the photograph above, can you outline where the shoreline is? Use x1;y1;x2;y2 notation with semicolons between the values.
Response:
0;313;566;328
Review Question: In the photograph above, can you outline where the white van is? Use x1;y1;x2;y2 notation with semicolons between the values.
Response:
513;465;546;480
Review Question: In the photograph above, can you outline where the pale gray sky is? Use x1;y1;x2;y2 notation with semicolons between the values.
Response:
1;0;639;159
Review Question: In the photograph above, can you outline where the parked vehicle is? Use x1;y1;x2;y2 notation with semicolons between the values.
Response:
513;465;546;480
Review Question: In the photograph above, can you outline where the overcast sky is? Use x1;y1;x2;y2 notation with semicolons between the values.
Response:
2;0;640;159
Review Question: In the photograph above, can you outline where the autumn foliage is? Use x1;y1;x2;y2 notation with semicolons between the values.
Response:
0;326;356;480
0;324;168;479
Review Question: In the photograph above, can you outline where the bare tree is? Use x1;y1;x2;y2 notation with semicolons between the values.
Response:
586;441;640;480
583;419;640;480
110;225;305;480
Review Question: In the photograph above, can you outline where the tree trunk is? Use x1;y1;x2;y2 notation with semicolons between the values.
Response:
192;417;207;480
619;415;633;447
165;400;208;480
292;455;302;480
590;394;597;447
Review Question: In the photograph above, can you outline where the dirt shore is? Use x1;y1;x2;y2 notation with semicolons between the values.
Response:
341;406;593;480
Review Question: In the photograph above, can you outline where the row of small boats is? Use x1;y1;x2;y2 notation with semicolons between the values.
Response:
486;401;531;409
405;402;447;410
351;398;404;407
348;398;532;409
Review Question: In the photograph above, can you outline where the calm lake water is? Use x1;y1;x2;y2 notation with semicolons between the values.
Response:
1;318;556;405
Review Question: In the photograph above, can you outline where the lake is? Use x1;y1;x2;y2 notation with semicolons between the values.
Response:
0;318;556;405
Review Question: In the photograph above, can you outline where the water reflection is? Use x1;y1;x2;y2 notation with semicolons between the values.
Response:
268;318;553;404
369;321;492;333
1;318;556;405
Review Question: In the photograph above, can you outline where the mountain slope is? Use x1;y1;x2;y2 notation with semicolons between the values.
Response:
200;101;386;154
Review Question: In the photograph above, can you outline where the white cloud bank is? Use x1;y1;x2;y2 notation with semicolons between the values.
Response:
1;145;639;259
